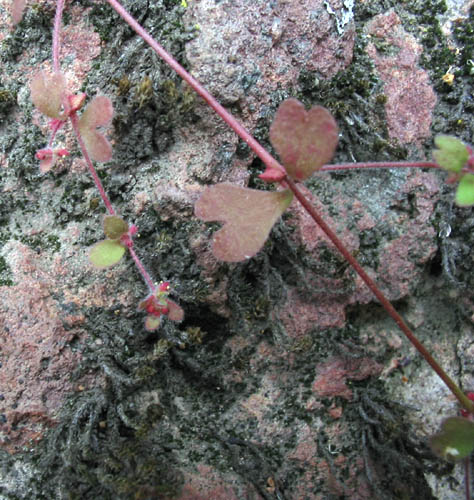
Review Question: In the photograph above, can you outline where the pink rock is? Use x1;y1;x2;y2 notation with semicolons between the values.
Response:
366;11;436;145
312;356;383;400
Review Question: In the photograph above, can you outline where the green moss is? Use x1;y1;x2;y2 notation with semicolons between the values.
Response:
0;255;14;286
0;88;16;114
453;5;474;77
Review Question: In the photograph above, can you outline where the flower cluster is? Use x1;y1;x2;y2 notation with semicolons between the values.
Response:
138;282;184;331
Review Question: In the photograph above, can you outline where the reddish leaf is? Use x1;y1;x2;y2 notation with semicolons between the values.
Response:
195;183;293;262
78;96;113;162
166;299;184;322
35;147;69;173
269;98;338;181
30;71;67;119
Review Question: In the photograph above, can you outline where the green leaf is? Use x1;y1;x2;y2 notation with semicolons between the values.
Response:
104;215;128;240
430;417;474;461
195;183;293;262
78;96;113;162
89;239;126;269
269;98;338;181
456;174;474;207
433;135;469;173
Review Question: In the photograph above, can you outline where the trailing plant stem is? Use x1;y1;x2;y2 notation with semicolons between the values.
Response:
69;113;116;216
128;245;155;292
105;0;284;175
106;0;473;412
70;113;157;291
52;0;65;73
284;176;474;415
320;161;440;172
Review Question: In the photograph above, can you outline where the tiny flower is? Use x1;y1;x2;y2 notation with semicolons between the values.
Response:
138;282;184;331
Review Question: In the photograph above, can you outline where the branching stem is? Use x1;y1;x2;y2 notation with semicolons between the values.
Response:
104;0;474;414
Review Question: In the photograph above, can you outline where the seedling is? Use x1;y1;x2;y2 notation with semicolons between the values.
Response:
10;0;474;495
26;0;183;331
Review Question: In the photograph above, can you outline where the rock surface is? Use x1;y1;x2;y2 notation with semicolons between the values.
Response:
0;0;473;499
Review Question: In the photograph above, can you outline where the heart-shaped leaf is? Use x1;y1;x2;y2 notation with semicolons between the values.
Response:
89;239;126;268
269;98;339;181
433;135;469;173
78;96;113;162
456;173;474;207
104;215;129;240
195;183;293;262
30;71;67;119
430;417;474;461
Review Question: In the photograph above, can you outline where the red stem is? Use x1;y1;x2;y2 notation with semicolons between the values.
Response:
128;245;155;292
105;0;284;174
52;0;65;73
320;161;441;172
106;0;474;413
69;113;116;216
284;176;474;414
70;112;158;291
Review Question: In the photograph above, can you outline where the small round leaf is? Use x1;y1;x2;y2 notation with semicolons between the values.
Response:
30;71;66;119
104;215;129;240
89;239;126;269
144;315;162;331
455;174;474;207
433;135;469;173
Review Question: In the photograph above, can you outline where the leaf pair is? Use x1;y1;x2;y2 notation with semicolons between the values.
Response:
195;98;338;262
30;71;113;168
89;216;129;268
433;135;474;207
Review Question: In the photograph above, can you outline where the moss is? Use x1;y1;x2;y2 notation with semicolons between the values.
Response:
0;255;14;286
297;24;400;165
84;0;198;165
453;5;474;77
0;88;17;114
16;234;61;253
